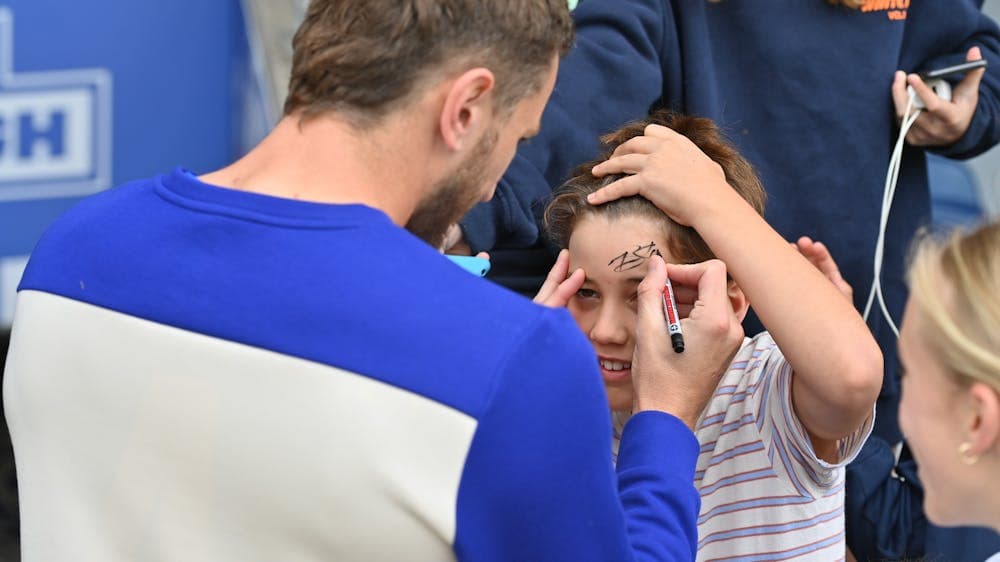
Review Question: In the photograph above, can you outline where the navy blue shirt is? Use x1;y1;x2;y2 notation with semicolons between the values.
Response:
463;0;1000;444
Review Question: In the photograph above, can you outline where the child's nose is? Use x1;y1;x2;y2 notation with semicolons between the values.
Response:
590;307;628;345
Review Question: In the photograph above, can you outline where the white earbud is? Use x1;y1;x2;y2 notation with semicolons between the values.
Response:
906;78;952;109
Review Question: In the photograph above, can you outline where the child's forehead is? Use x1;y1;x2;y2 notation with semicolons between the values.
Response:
570;214;669;248
567;214;676;272
577;211;663;234
605;241;662;273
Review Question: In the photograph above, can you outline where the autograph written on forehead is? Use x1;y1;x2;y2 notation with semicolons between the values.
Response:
608;242;662;272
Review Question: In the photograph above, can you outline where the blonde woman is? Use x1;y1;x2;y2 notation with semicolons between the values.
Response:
898;221;1000;562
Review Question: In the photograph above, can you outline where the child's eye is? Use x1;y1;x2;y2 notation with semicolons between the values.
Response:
627;292;640;310
576;288;599;300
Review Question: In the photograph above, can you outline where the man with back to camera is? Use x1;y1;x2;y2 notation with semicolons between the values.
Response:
2;1;742;560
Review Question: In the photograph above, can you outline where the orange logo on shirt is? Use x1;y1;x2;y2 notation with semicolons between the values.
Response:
860;0;909;20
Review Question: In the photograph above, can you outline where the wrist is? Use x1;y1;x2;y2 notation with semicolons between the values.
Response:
693;186;762;246
632;397;701;430
686;179;743;230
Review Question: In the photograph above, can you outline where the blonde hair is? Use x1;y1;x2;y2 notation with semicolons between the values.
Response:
908;221;1000;391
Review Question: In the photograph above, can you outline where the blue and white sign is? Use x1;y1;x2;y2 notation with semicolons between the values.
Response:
0;0;244;327
0;7;112;202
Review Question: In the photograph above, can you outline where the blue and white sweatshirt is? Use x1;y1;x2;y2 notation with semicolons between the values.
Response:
4;169;701;562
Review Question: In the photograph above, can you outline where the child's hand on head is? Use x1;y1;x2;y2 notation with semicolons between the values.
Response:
588;125;729;227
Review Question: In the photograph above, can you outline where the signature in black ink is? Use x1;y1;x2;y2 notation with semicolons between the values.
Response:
609;242;660;272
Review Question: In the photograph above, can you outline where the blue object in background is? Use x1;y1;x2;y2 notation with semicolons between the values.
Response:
927;153;986;228
0;0;250;326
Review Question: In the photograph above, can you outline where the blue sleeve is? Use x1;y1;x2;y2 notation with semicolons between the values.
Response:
459;0;673;252
910;2;1000;159
453;310;700;562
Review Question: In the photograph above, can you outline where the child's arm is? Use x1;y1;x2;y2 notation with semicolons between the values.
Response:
590;126;882;452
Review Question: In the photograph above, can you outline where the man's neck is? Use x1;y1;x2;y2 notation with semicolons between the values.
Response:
199;112;433;226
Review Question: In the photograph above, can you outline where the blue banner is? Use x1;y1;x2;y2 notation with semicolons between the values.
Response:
0;0;246;326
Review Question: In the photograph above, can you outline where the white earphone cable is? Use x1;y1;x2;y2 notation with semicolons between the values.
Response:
862;95;921;339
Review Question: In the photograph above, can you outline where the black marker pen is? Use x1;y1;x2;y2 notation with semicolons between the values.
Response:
662;277;684;353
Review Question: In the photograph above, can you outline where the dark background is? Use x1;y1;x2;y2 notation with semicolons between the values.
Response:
0;329;17;561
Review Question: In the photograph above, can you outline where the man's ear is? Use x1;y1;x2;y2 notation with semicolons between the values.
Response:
439;68;496;152
728;280;750;323
965;382;1000;457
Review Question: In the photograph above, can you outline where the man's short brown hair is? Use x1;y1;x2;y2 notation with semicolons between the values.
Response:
284;0;574;125
545;110;766;265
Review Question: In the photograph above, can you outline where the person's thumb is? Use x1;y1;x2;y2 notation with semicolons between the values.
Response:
636;255;669;340
954;46;986;103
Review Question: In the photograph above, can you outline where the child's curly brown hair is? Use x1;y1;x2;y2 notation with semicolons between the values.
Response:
544;109;766;266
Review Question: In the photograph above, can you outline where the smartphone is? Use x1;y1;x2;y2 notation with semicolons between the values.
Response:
918;59;987;81
447;255;491;277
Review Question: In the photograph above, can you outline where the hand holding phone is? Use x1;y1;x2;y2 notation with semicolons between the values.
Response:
908;59;987;110
893;47;987;146
918;59;987;81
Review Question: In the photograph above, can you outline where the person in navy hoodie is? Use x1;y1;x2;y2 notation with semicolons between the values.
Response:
449;0;1000;559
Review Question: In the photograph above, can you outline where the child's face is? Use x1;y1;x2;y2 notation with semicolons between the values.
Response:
566;213;674;411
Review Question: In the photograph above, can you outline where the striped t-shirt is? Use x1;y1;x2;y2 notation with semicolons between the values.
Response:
614;332;873;562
